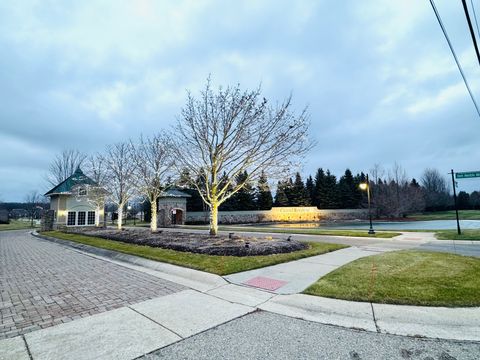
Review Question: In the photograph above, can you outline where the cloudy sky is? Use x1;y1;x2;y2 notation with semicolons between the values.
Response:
1;0;480;201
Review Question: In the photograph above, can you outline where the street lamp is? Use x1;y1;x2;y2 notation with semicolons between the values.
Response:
360;174;375;235
127;205;131;226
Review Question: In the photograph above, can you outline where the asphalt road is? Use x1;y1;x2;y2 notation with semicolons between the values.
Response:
142;311;480;360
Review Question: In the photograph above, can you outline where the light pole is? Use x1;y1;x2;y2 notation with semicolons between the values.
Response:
359;174;375;235
127;205;131;226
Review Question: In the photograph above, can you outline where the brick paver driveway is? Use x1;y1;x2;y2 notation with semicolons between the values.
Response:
0;230;185;339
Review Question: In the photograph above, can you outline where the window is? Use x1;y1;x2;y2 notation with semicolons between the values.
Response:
77;211;86;225
78;187;87;196
87;211;95;225
67;212;76;226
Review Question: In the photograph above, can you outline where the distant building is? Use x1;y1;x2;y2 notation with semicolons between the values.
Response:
157;189;191;227
44;168;106;227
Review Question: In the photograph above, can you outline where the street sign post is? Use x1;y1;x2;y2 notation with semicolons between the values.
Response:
450;169;461;235
456;171;480;179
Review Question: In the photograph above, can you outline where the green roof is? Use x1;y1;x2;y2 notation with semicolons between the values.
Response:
45;168;98;196
160;188;191;198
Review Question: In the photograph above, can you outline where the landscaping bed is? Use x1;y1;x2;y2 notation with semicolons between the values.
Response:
66;228;308;256
304;250;480;307
41;231;346;275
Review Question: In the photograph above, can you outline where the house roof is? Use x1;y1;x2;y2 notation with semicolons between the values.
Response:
44;167;98;196
159;188;192;198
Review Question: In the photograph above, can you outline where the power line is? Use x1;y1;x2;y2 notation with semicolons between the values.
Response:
429;0;480;118
470;0;480;41
462;0;480;65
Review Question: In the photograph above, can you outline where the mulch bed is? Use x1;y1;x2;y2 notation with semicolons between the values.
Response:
70;228;307;256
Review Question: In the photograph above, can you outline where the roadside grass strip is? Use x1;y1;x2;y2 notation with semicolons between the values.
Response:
42;231;347;275
304;250;480;307
0;220;37;231
409;210;480;221
435;229;480;241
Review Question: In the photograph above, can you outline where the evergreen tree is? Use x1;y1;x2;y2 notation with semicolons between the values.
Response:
283;177;295;205
313;168;326;208
323;170;339;208
219;171;236;210
290;172;310;206
338;169;358;208
230;171;256;210
305;175;315;206
255;171;273;210
274;180;289;206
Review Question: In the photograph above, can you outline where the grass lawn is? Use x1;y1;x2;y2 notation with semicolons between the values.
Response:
0;220;37;231
42;231;347;275
409;210;480;221
304;250;480;307
181;225;400;239
435;229;480;241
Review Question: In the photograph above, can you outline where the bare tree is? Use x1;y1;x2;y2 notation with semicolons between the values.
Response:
421;168;451;210
174;80;312;235
46;149;87;186
24;191;42;227
102;142;137;229
130;134;174;232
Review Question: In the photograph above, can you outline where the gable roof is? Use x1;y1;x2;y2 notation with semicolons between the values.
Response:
44;167;98;196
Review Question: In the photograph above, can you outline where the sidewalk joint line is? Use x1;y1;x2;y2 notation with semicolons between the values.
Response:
22;335;33;360
127;306;184;339
370;302;380;333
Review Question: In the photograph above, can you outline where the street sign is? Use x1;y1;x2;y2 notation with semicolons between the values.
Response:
455;171;480;179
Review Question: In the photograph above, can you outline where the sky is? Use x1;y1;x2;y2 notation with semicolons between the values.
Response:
1;0;480;201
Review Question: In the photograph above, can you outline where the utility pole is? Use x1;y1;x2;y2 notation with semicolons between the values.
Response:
450;169;461;235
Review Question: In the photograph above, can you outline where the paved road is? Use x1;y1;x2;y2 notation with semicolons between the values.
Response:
144;311;480;360
0;230;185;339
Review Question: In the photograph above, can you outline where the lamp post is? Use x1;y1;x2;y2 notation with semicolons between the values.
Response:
127;205;131;226
360;174;375;235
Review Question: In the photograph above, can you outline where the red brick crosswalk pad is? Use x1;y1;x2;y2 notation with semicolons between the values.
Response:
243;276;288;291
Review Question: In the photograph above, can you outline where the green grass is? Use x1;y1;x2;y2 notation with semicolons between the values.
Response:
304;250;480;307
181;225;400;239
42;231;347;275
435;229;480;241
409;210;480;221
0;220;37;231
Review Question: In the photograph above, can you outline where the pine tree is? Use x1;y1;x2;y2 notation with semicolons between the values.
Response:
256;171;273;210
305;175;315;206
274;180;289;206
230;171;256;210
338;169;357;208
314;168;326;208
323;170;339;208
283;177;295;206
290;172;310;206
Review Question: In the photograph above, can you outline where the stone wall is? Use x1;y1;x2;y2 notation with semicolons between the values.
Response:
186;207;369;224
157;197;187;227
41;210;55;231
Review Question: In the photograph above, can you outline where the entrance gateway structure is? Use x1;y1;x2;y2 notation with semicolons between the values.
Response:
157;189;191;227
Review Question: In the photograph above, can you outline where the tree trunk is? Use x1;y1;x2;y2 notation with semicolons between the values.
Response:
150;198;158;232
209;201;219;236
117;206;123;229
95;206;100;227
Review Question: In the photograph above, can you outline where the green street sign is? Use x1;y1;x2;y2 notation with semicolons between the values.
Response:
456;171;480;179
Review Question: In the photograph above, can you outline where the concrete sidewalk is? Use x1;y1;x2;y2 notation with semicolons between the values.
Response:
0;289;255;360
224;246;386;294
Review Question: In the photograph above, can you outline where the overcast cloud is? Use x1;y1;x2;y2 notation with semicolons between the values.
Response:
1;0;479;201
